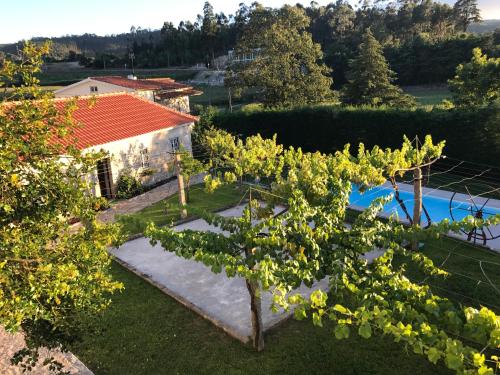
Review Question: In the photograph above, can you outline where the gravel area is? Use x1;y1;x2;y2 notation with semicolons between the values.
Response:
0;327;93;374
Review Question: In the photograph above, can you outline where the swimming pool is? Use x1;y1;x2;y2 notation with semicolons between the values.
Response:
349;184;500;226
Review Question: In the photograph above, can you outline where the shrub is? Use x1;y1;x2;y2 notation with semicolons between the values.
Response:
212;104;499;164
116;171;143;199
241;103;264;113
92;196;110;211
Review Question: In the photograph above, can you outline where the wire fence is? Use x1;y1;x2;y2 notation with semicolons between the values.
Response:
87;138;500;311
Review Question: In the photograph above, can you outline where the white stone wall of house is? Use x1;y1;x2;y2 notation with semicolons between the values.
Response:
160;96;190;113
54;80;134;97
136;91;190;113
87;171;101;197
134;90;156;102
86;123;194;197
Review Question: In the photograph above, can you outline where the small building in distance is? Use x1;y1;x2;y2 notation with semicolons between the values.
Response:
54;75;202;113
227;49;260;64
53;92;197;198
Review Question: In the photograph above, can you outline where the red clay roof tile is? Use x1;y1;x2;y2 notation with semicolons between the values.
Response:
90;76;191;91
53;93;197;149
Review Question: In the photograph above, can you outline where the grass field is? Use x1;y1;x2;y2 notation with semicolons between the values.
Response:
189;84;451;110
0;85;63;100
190;84;258;110
190;85;231;108
403;85;451;106
36;68;198;86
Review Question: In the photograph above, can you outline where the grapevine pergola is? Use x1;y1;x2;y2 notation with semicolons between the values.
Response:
146;130;500;373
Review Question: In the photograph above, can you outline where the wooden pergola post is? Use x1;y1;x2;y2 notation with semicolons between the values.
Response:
412;165;422;251
175;153;187;219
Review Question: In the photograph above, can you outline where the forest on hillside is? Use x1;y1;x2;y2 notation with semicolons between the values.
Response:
1;1;499;85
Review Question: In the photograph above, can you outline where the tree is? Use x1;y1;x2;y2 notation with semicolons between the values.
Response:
342;28;416;107
453;0;482;32
148;132;286;351
201;1;217;65
325;0;356;39
448;48;500;107
0;43;123;370
226;5;334;108
179;147;205;202
146;129;500;373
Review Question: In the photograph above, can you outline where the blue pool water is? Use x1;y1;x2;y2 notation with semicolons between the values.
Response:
349;185;500;226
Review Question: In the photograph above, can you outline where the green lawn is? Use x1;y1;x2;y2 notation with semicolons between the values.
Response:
36;68;198;86
70;261;452;375
0;85;63;100
70;183;500;374
190;84;259;110
190;84;452;109
71;235;500;375
399;236;500;313
117;184;247;236
403;85;451;106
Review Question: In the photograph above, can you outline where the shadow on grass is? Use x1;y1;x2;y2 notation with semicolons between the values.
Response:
117;184;248;236
70;261;452;375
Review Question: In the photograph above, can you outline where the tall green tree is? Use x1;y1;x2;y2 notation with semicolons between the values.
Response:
226;5;334;108
0;43;123;370
342;28;415;107
453;0;482;32
201;1;217;65
448;47;500;107
146;129;500;373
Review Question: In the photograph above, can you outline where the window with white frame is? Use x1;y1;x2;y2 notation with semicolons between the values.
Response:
170;137;180;152
90;86;99;93
140;148;150;168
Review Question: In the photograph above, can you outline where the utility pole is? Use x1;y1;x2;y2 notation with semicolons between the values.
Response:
129;52;135;76
175;153;187;219
228;87;233;113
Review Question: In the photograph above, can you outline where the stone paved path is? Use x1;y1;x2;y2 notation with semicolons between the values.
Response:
98;174;205;223
0;327;92;375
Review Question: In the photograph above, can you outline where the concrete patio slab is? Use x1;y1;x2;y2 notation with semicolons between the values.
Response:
111;205;329;343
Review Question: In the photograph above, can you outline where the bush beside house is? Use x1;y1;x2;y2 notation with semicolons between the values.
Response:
116;172;144;199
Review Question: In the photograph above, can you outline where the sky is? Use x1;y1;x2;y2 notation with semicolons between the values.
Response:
1;0;499;44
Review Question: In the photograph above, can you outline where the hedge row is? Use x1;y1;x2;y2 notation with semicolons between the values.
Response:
213;105;500;165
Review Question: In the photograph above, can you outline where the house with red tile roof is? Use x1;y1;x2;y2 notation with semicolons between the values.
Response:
54;75;202;113
53;92;197;198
